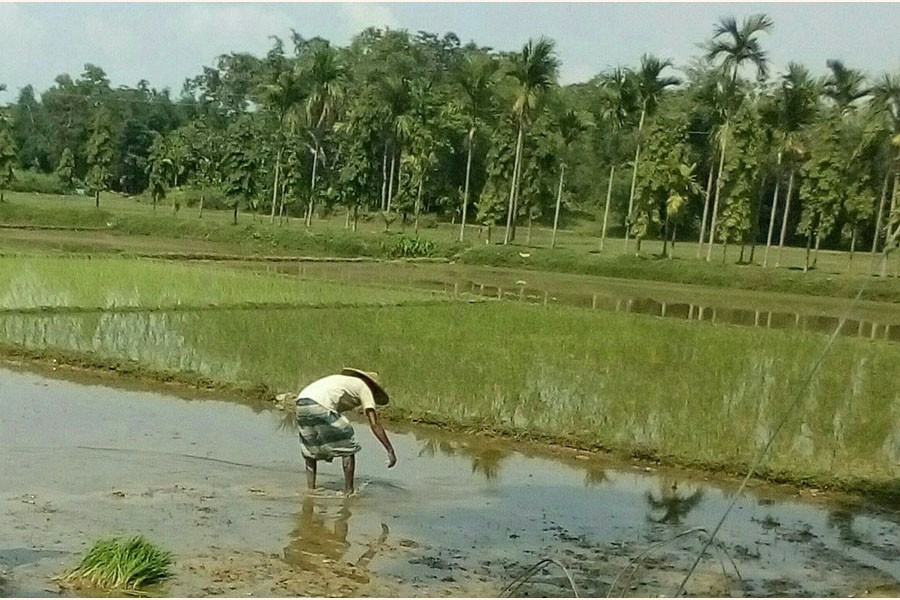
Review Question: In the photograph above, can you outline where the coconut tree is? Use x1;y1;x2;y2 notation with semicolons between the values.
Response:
596;68;639;251
870;72;900;267
763;63;820;267
503;37;560;245
703;13;773;262
453;52;500;242
622;54;680;254
823;59;870;115
302;44;344;226
257;48;306;223
550;107;592;248
378;74;413;214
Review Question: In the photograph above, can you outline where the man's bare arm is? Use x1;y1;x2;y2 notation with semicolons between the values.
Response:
366;408;396;468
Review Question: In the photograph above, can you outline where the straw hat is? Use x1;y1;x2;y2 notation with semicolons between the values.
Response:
341;367;390;406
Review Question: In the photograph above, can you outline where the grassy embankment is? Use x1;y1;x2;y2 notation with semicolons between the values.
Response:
2;191;899;302
1;256;898;499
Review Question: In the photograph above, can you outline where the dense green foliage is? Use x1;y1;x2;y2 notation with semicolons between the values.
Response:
2;17;900;261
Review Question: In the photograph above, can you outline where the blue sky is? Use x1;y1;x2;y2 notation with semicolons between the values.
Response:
2;2;899;103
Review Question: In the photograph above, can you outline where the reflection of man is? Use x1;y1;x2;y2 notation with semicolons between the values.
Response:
295;368;396;495
284;495;351;569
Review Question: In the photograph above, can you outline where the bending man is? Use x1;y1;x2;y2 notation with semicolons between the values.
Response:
295;368;396;495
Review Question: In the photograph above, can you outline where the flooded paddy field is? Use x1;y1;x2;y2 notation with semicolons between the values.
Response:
232;260;900;343
3;366;900;597
1;298;899;492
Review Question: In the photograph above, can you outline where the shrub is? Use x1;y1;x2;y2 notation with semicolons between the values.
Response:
9;170;67;195
382;235;436;258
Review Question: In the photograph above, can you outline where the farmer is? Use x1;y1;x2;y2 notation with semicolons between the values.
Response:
295;368;396;495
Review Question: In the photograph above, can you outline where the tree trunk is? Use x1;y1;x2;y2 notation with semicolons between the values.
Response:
763;151;783;268
346;205;351;229
849;226;857;268
697;159;716;259
551;163;566;249
199;195;203;219
233;201;238;225
305;145;319;227
880;174;899;277
662;217;670;258
95;190;100;208
387;144;397;213
871;169;891;259
722;238;728;264
460;127;475;243
671;222;678;257
813;231;822;268
352;205;359;232
804;230;813;273
748;176;767;263
414;175;423;235
504;122;525;245
624;102;647;255
381;142;388;211
510;127;525;243
706;124;729;262
527;212;533;245
270;146;283;223
600;164;615;251
776;169;796;268
278;178;287;223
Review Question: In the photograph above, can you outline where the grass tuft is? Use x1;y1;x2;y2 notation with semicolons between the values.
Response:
63;535;173;592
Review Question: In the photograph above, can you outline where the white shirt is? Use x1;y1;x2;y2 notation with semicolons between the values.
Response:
297;374;377;414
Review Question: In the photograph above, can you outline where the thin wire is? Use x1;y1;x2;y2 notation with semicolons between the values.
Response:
675;232;900;597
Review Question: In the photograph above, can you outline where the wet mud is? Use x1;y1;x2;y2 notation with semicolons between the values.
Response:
2;366;900;597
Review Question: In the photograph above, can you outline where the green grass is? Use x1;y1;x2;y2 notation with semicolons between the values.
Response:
4;301;899;493
457;245;900;303
63;535;173;592
3;190;899;303
0;257;448;310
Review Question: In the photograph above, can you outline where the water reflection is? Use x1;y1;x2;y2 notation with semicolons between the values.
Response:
284;495;352;570
645;479;705;526
252;262;900;343
414;429;509;482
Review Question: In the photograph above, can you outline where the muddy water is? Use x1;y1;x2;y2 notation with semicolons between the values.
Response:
2;367;900;597
237;260;900;343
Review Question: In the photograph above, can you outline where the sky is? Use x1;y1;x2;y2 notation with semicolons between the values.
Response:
2;2;900;104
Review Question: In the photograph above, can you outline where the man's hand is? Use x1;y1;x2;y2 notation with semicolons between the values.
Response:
367;408;396;468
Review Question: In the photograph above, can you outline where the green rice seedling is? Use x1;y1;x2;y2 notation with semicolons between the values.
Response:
63;535;173;592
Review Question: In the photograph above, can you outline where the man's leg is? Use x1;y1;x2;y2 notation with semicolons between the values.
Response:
305;458;317;490
342;455;356;495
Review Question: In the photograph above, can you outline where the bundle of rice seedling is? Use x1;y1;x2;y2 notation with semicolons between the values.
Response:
63;535;173;592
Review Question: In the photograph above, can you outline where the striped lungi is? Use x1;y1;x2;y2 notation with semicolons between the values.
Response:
295;397;361;462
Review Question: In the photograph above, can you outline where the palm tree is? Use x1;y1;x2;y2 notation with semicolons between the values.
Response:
597;68;638;251
683;60;729;259
550;107;592;248
503;37;560;245
703;13;773;262
823;59;870;115
763;63;820;267
870;72;900;268
378;75;413;213
258;58;306;223
454;53;500;242
623;54;680;254
302;45;344;226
